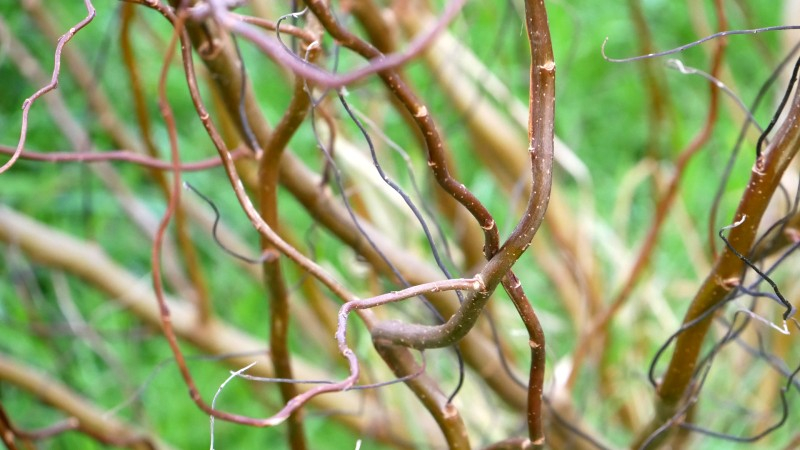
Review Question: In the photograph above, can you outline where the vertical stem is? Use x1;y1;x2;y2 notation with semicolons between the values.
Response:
119;3;213;323
373;343;471;449
258;77;313;450
502;273;546;446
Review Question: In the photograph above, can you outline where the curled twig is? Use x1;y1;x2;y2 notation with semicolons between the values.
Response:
0;0;96;174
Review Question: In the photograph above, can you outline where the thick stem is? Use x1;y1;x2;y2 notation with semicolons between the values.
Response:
374;344;471;449
633;58;800;450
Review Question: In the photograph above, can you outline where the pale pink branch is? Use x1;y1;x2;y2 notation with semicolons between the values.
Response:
205;0;466;88
335;277;485;367
0;0;96;174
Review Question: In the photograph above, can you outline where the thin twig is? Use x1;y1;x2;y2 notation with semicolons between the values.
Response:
0;0;96;174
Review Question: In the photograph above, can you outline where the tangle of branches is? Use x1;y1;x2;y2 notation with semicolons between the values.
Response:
2;1;800;449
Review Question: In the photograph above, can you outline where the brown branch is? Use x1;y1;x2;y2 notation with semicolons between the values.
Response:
374;344;471;449
0;354;164;449
364;1;555;444
1;11;199;307
337;276;483;450
0;399;78;448
392;4;600;391
24;0;141;154
162;0;525;422
634;35;800;450
303;0;500;257
6;2;391;434
0;403;19;450
257;59;316;450
501;273;546;447
148;0;529;415
276;153;529;410
147;5;357;430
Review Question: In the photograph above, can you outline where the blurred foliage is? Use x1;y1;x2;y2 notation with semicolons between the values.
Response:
1;0;799;449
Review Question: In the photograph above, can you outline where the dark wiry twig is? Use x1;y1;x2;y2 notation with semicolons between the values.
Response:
602;25;800;63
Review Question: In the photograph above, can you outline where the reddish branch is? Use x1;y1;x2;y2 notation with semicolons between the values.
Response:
502;274;547;447
170;0;525;418
5;0;551;446
296;3;553;446
116;2;214;323
0;400;78;449
143;4;349;429
0;354;160;449
170;0;488;445
0;144;248;170
301;0;500;258
368;0;553;349
126;5;477;444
